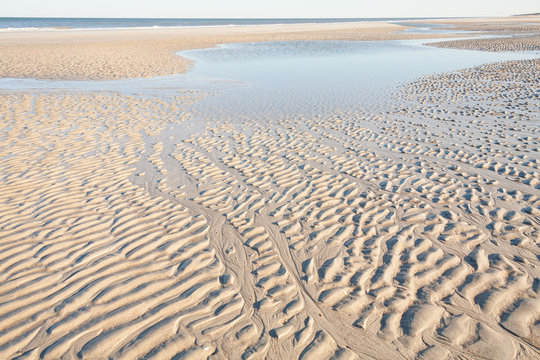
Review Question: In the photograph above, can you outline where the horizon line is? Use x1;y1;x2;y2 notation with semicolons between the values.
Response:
1;15;519;20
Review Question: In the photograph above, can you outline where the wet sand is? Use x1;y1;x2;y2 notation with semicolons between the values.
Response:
0;17;540;359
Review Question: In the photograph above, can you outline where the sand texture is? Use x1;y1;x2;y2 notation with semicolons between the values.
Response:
0;22;457;80
1;61;539;360
425;15;540;52
423;15;540;32
1;17;540;360
430;35;540;52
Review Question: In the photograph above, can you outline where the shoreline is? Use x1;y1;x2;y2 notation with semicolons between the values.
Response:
0;21;462;81
0;16;538;81
0;16;474;33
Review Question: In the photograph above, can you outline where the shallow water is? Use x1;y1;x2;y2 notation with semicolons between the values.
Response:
179;39;538;121
0;38;538;122
392;22;471;35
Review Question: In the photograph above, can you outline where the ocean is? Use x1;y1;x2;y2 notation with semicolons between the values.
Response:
0;17;452;31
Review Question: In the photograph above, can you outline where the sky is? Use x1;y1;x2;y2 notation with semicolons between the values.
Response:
3;0;539;18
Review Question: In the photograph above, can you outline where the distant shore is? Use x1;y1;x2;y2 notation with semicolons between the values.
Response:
0;17;463;32
0;16;538;81
0;21;452;80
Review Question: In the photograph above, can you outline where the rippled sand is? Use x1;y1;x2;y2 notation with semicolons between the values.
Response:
1;17;540;360
430;35;540;52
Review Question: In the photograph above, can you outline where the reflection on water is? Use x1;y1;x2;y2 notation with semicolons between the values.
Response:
180;40;538;121
392;22;471;35
0;39;537;122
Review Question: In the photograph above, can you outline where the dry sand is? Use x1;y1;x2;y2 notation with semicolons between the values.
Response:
0;17;540;360
422;15;540;32
429;35;540;52
425;15;540;52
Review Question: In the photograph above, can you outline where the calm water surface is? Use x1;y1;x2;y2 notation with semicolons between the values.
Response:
0;17;447;31
0;39;537;122
180;40;538;120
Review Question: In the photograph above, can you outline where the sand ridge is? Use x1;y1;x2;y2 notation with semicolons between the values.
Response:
0;59;539;358
429;35;540;52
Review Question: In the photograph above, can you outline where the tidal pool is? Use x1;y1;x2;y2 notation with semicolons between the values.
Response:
0;37;537;123
179;39;538;120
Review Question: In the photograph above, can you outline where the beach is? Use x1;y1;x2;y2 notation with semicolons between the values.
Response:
0;16;539;359
0;21;457;80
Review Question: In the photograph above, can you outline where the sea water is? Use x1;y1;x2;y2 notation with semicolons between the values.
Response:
0;17;451;31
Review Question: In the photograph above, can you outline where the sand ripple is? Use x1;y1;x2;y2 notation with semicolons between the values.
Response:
1;57;539;358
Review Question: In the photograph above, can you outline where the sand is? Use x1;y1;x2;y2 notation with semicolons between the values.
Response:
422;15;540;32
425;15;540;52
429;35;540;52
1;17;540;360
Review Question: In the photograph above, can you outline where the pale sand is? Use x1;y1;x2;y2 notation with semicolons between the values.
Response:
0;22;458;80
1;18;540;360
421;14;540;31
430;35;540;52
426;15;540;52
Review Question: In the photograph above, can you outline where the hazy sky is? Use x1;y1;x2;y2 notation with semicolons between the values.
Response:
3;0;539;18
